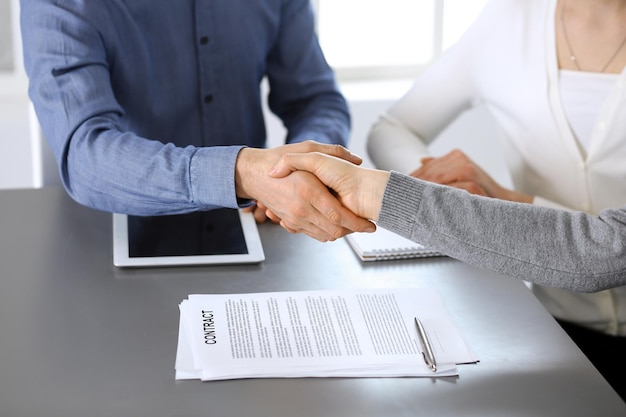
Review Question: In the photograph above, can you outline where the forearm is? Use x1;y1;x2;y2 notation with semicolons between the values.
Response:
65;119;243;215
378;172;626;293
367;115;430;174
283;94;351;146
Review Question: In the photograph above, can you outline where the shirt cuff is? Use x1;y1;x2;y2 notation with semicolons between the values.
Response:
189;145;251;209
377;171;425;238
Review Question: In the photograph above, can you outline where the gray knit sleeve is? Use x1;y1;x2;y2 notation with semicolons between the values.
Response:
377;171;626;293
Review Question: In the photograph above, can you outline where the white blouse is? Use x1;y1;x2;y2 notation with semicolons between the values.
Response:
559;70;619;155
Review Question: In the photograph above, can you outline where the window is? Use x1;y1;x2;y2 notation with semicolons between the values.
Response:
0;0;28;96
314;0;488;81
0;0;14;73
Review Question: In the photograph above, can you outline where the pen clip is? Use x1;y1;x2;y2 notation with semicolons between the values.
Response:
415;317;437;372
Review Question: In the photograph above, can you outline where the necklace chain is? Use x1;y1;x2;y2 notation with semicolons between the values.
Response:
561;0;626;72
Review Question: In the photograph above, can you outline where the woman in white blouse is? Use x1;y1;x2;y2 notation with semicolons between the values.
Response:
367;0;626;400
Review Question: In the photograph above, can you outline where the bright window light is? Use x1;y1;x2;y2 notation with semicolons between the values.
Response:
442;0;488;50
315;0;489;79
318;0;435;69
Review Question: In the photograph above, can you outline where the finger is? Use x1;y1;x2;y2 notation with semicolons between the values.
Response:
299;141;363;165
278;201;346;242
255;202;280;223
297;183;375;239
278;220;298;234
279;218;341;242
412;163;438;180
326;145;363;165
312;193;376;235
416;165;461;185
252;205;268;223
279;218;350;243
275;189;359;241
265;208;281;223
261;169;371;241
449;181;488;196
269;152;325;178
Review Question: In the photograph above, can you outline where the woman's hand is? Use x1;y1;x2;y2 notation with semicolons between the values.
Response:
411;149;533;203
270;152;390;222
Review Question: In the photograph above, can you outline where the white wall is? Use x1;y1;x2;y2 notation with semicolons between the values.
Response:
0;93;32;189
0;0;13;71
0;0;32;189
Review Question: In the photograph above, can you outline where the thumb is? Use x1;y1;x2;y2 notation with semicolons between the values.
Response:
269;153;309;178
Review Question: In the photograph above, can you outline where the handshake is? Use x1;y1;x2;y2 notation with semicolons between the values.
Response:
235;141;391;242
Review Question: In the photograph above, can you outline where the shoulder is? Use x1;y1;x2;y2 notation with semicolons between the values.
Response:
476;0;551;26
458;0;551;50
21;0;124;29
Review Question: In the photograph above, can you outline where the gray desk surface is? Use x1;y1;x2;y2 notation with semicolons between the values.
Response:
1;187;625;416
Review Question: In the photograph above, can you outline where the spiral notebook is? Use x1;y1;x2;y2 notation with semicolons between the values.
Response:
345;226;442;262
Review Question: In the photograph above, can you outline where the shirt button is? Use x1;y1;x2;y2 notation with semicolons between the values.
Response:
204;94;213;104
200;36;209;45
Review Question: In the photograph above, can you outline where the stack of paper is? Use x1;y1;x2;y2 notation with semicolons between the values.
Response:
175;288;478;381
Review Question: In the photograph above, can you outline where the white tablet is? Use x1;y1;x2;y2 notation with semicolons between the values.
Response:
113;208;265;267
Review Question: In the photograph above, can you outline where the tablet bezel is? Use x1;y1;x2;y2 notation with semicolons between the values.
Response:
112;209;265;267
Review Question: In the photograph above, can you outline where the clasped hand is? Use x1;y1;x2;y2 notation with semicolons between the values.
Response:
235;141;377;242
411;149;532;203
269;150;390;228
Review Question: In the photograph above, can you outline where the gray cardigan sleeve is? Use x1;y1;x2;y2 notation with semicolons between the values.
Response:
377;172;626;293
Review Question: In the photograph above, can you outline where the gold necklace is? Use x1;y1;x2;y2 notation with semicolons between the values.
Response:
561;0;626;72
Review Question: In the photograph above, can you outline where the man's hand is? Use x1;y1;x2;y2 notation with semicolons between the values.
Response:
235;141;376;241
242;201;277;224
411;149;532;203
269;151;390;222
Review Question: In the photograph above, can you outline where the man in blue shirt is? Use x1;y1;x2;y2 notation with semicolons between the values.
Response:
20;0;372;241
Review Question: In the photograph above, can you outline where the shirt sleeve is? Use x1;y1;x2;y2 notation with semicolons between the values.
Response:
21;0;244;215
264;0;350;146
378;172;626;293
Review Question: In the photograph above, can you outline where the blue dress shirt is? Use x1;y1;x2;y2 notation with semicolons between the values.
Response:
20;0;350;215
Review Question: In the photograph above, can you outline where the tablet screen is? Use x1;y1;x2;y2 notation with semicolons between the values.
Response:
113;208;265;267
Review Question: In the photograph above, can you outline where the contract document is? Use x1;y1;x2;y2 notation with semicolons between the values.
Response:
175;288;478;381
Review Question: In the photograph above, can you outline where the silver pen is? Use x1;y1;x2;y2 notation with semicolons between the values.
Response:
415;317;437;372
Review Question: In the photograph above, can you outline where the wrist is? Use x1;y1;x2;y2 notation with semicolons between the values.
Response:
501;187;533;204
235;148;260;200
360;170;390;221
